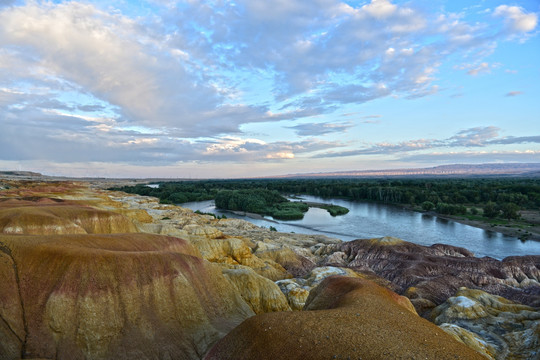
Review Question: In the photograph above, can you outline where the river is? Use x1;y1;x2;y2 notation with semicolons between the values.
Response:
180;195;540;259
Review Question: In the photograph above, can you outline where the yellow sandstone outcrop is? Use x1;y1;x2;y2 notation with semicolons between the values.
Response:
222;266;291;314
189;236;290;280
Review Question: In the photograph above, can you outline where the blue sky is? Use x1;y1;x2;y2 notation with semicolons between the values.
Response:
0;0;538;178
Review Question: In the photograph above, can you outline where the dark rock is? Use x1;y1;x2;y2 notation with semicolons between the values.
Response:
320;237;540;315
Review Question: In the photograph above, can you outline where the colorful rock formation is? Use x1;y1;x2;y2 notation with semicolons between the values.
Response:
432;288;540;360
223;267;291;314
0;198;138;235
205;276;488;360
2;179;538;360
0;193;255;359
0;232;256;359
317;237;540;315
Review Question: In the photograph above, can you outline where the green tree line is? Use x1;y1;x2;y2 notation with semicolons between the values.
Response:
110;177;540;221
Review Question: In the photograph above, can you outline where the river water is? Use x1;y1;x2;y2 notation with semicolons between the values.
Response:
180;195;540;259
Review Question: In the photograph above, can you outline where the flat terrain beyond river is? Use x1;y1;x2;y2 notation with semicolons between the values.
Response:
182;195;540;260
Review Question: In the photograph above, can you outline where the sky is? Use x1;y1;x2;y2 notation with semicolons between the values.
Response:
0;0;539;178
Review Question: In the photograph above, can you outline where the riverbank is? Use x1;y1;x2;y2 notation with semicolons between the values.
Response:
434;211;540;242
303;195;540;243
228;210;277;222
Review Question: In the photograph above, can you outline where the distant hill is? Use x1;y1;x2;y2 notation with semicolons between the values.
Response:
270;163;540;178
2;164;540;181
0;171;43;177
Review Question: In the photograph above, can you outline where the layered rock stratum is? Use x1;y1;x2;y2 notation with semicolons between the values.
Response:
0;182;254;359
0;178;538;359
315;237;540;313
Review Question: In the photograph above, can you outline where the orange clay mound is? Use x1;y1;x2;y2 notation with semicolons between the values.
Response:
0;198;138;235
205;275;487;360
0;233;254;359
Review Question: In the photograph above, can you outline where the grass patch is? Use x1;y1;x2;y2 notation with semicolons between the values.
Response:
268;202;309;220
317;204;349;216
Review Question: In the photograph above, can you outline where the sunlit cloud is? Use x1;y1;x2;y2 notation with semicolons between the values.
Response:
266;152;295;159
493;5;538;33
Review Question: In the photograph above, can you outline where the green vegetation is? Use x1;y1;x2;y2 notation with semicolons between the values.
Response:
110;177;540;223
109;183;216;204
421;201;435;211
318;204;349;216
215;189;309;220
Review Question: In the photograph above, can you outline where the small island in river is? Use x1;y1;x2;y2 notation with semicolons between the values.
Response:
214;188;349;220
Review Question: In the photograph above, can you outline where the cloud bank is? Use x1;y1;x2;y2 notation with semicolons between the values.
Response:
0;0;538;176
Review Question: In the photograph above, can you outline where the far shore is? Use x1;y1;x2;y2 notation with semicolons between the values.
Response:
292;196;540;243
296;195;540;243
433;213;540;243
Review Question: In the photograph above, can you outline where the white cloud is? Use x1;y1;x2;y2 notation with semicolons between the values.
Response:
466;62;490;76
0;2;271;137
312;126;539;159
1;0;533;137
401;150;540;163
266;152;295;159
361;0;397;18
494;5;538;33
287;121;353;136
448;126;499;146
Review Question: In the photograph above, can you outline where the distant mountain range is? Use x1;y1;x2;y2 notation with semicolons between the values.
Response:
269;163;540;179
0;170;43;177
1;163;540;180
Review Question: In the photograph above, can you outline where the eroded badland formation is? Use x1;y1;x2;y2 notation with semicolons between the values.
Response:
0;178;538;360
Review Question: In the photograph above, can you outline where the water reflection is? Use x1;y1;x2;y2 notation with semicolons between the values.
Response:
435;217;450;226
180;196;540;260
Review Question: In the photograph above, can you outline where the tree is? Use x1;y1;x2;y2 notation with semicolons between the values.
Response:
500;203;520;220
483;202;499;218
421;201;435;211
